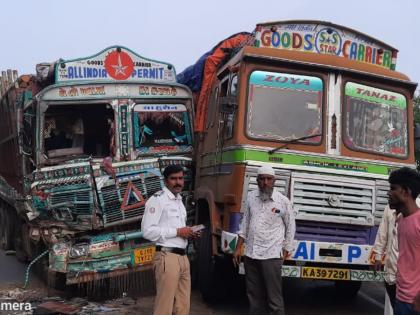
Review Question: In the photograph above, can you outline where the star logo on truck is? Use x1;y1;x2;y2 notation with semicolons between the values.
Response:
104;49;134;80
112;54;128;76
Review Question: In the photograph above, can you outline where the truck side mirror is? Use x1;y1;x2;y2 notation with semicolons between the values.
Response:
415;123;420;152
219;96;237;114
21;110;34;155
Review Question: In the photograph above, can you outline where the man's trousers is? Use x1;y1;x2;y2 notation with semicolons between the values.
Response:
244;256;285;315
153;251;190;315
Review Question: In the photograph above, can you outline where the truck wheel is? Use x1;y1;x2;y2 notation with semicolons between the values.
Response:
0;209;5;249
32;241;52;287
334;280;362;298
15;223;30;262
198;226;227;303
48;270;67;291
0;205;14;250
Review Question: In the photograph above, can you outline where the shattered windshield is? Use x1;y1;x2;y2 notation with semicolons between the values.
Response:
343;82;408;158
133;104;192;152
43;103;114;158
247;71;323;143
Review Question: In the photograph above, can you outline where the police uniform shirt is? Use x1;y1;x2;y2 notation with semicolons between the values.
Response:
141;186;188;249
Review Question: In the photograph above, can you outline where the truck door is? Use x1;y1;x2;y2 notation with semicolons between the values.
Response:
216;74;237;172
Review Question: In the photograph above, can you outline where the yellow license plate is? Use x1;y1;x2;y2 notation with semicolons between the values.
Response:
301;267;350;280
133;247;156;265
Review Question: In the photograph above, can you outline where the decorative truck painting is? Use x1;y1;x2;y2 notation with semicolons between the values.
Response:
177;20;417;301
0;46;194;294
254;21;397;70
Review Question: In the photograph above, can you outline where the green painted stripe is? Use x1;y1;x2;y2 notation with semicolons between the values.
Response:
202;149;401;175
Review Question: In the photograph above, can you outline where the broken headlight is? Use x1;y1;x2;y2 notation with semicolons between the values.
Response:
69;243;90;258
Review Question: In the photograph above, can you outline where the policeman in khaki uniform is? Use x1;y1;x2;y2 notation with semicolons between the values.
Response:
141;164;200;315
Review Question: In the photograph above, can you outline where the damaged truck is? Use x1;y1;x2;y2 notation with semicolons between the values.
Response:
0;46;194;294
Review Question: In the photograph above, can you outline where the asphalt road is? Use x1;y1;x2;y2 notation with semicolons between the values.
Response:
0;250;28;286
77;279;386;315
193;279;385;315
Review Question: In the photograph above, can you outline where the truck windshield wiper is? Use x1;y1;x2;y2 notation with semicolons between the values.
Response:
268;133;322;155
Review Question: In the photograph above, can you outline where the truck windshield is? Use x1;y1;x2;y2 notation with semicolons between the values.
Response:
343;82;408;158
133;104;192;152
247;71;323;143
43;103;114;158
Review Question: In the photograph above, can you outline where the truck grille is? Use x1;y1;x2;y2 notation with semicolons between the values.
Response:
241;165;290;211
99;173;162;226
49;177;94;215
291;173;375;226
375;180;389;225
296;221;371;244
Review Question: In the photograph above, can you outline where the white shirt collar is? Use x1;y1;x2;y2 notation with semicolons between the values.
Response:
163;186;182;200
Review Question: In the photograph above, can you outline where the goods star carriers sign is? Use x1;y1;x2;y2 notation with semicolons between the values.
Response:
55;46;176;83
254;21;398;70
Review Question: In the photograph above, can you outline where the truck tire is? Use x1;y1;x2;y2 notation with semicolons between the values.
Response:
15;223;30;262
0;208;5;249
334;280;362;298
197;226;227;303
48;270;67;291
0;204;14;250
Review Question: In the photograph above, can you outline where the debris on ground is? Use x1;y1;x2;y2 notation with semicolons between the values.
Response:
0;286;155;315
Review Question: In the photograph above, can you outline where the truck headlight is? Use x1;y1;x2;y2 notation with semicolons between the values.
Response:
69;243;90;258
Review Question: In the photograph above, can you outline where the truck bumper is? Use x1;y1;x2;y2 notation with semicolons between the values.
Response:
221;230;385;282
49;230;156;285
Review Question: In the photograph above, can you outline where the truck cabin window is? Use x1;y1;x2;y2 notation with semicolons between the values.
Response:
247;71;323;143
43;103;114;158
344;82;408;158
133;104;192;150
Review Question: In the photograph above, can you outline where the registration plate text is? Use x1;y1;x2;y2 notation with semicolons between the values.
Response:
133;247;156;265
301;267;350;280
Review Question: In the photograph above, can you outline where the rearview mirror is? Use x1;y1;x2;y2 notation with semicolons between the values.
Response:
20;109;35;155
415;123;420;151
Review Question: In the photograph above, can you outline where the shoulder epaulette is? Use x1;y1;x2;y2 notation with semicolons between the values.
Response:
153;190;164;197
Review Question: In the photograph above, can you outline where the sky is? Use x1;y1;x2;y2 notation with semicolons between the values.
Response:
0;0;419;88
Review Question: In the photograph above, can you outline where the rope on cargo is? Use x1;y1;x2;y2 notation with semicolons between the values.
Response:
23;249;49;289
